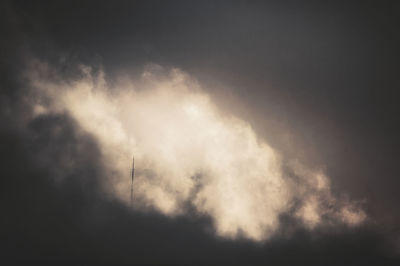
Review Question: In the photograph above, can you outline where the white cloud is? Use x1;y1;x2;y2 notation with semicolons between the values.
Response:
25;60;366;241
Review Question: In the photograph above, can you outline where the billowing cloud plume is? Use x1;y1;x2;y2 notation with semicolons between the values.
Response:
24;60;366;241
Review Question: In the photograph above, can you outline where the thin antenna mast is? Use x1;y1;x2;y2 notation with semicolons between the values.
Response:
130;155;135;207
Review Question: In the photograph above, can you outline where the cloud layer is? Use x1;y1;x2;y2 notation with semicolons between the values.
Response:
25;60;365;241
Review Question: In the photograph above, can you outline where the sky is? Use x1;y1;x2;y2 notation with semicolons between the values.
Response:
1;1;400;265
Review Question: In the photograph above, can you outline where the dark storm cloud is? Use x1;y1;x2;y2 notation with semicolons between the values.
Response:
1;0;400;264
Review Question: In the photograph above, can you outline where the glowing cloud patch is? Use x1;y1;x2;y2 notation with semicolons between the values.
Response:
26;61;366;241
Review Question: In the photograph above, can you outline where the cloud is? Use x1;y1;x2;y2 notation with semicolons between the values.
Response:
24;59;366;241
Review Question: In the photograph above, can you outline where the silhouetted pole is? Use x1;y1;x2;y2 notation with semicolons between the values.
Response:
130;156;135;207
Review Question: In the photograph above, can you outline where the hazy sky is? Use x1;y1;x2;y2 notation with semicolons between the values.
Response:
1;1;399;265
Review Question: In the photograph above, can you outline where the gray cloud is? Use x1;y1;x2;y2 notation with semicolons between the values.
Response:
1;1;400;264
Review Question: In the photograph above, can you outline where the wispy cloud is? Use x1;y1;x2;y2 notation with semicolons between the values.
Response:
25;60;366;241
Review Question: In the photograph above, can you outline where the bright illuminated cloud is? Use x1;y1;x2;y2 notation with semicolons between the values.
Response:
25;60;366;241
